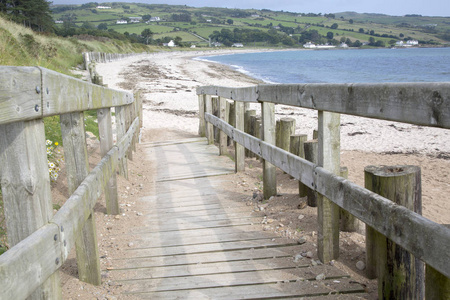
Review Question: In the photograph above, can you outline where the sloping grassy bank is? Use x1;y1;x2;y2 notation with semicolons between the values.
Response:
0;15;156;254
0;16;151;73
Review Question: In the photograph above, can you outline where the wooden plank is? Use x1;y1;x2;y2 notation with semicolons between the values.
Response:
127;279;364;300
40;67;133;116
60;112;101;285
219;96;228;155
0;67;42;125
205;95;214;144
130;231;278;248
126;267;350;293
113;245;301;269
0;119;62;299
262;101;277;199
113;257;306;280
198;95;206;136
115;105;128;179
141;138;207;147
97;108;119;215
199;83;450;129
205;113;450;277
258;83;450;129
317;111;340;263
126;238;296;258
197;86;258;103
131;217;262;234
235;100;245;172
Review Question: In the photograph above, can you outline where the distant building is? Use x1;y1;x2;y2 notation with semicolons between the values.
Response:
396;40;419;47
54;20;64;24
149;17;160;22
96;6;111;9
163;40;176;47
129;17;142;23
232;43;244;48
251;14;260;18
303;42;316;48
407;40;419;45
190;45;196;48
116;20;127;24
211;42;222;47
339;43;349;48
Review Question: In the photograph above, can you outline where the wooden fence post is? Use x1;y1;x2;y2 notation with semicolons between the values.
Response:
212;97;219;142
364;165;424;299
304;140;318;207
97;108;119;215
227;101;235;146
60;112;101;285
278;117;296;152
205;95;214;144
290;134;308;197
124;104;133;161
235;101;245;172
249;115;257;158
339;167;361;232
198;95;206;137
115;106;128;179
244;109;256;157
0;120;62;299
262;102;277;199
426;265;450;299
317;111;341;263
219;97;228;155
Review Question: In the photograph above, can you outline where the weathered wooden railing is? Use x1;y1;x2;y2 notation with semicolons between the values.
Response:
0;66;142;299
197;83;450;299
82;51;139;69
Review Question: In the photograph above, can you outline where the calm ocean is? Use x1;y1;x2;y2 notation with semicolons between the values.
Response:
197;47;450;84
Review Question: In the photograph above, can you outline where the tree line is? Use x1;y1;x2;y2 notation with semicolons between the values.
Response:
0;0;53;31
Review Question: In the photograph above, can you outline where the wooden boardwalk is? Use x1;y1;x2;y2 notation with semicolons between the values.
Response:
112;138;367;299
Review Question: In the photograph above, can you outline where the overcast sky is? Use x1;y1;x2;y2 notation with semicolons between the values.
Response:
50;0;450;17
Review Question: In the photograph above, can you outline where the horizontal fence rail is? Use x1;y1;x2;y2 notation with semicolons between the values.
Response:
0;118;138;299
0;66;134;126
0;66;142;299
197;83;450;129
198;82;450;297
205;112;450;278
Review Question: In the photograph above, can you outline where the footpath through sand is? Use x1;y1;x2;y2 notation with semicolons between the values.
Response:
59;50;450;298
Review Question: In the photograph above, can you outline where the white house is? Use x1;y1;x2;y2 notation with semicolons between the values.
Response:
96;6;111;9
232;43;244;48
339;43;349;48
407;40;419;45
303;42;316;48
54;20;64;24
395;41;404;46
163;40;176;47
149;17;161;22
116;20;127;24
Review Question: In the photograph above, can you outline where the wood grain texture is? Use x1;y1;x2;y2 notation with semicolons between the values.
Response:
60;112;101;285
205;113;450;278
0;119;61;299
198;83;450;129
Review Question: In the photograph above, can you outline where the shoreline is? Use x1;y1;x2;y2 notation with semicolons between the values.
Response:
95;50;450;224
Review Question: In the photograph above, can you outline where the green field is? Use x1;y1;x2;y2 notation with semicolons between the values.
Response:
51;3;450;46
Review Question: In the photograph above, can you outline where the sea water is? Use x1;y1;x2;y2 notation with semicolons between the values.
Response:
197;47;450;84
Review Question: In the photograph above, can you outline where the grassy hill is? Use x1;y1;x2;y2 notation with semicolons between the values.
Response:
0;15;151;73
51;3;450;47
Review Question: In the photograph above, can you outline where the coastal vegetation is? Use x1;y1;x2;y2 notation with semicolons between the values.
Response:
47;3;450;47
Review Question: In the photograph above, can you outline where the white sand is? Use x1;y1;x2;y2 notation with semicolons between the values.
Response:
96;50;450;156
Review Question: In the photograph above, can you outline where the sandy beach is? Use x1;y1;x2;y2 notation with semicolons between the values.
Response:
96;49;450;225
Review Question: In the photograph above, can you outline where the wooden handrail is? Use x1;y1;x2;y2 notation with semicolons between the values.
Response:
0;117;139;300
0;66;133;126
0;65;142;299
197;83;450;129
205;112;450;279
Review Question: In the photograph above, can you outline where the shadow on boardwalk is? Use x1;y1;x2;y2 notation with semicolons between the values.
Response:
107;137;369;299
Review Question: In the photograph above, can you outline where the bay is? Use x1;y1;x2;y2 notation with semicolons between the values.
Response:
197;47;450;84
